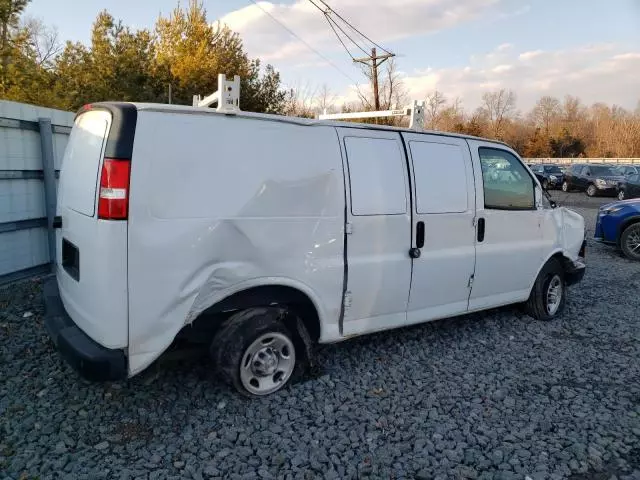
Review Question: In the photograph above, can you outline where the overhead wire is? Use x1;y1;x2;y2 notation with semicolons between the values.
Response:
311;0;393;55
306;0;370;59
247;0;360;86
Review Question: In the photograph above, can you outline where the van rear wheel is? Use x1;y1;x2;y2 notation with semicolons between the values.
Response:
210;307;302;396
525;258;566;321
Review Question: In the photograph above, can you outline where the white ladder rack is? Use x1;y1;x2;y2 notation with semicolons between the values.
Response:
192;74;241;113
318;100;425;131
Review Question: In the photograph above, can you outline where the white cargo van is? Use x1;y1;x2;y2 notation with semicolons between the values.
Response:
44;102;586;396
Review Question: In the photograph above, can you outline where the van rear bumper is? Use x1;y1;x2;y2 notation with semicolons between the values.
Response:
43;277;127;381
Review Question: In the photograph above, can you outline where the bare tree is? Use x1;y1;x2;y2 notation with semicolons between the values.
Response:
438;97;465;132
21;16;60;67
563;95;582;123
284;81;317;118
317;83;336;115
481;89;517;139
531;95;560;135
356;58;407;113
425;90;447;130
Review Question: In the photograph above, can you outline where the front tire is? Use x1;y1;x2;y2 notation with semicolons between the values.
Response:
620;223;640;261
586;184;597;197
525;258;567;321
211;308;303;396
562;181;569;192
618;189;626;201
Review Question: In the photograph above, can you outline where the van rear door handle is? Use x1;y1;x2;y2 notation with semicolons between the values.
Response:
477;218;485;243
52;216;62;229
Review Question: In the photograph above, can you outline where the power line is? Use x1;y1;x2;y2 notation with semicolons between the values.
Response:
325;14;371;58
323;16;356;61
247;0;359;86
307;0;368;57
311;0;393;55
304;0;396;111
306;0;380;59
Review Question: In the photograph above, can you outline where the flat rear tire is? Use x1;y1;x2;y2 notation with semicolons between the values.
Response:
210;307;305;396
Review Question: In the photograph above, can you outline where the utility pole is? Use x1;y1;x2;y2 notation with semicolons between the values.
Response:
354;47;395;111
371;48;380;111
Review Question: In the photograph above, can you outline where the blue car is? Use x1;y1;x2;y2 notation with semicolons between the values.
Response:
594;199;640;261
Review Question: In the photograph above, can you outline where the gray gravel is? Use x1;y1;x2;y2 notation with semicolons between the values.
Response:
1;193;639;480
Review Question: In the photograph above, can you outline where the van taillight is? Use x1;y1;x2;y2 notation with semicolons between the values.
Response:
98;158;130;220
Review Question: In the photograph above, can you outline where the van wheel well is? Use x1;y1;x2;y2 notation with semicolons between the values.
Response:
187;285;321;344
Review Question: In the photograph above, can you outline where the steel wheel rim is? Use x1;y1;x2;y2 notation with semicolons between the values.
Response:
626;227;640;258
618;190;625;200
587;185;596;196
239;332;295;395
562;182;568;192
546;275;563;315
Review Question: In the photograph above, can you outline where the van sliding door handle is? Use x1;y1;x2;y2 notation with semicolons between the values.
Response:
477;218;485;243
416;221;425;248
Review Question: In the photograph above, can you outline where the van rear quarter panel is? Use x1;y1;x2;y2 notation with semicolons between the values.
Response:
127;111;345;374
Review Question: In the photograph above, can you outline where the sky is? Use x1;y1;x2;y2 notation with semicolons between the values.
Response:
25;0;640;112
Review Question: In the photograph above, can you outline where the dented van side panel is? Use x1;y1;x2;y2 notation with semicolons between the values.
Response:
126;111;346;375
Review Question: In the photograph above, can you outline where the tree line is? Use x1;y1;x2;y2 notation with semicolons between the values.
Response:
0;0;287;113
419;90;640;158
1;0;639;158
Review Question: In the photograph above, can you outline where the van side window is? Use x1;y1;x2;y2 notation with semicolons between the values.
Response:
410;141;468;213
344;137;407;216
479;147;535;210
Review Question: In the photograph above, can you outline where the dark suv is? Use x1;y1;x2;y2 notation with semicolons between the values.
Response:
562;164;625;197
530;164;565;190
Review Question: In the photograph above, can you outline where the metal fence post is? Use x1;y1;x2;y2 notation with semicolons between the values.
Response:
39;118;57;269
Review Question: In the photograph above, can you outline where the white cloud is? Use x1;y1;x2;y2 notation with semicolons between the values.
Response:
492;64;512;73
391;43;640;111
613;52;640;61
219;0;500;62
519;50;543;60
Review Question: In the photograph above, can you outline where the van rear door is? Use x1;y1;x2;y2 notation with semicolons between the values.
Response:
56;104;136;350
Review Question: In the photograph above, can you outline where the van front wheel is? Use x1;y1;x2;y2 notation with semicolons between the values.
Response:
211;308;302;396
525;259;567;321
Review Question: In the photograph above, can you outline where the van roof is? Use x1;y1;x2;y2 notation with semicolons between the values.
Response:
130;102;511;148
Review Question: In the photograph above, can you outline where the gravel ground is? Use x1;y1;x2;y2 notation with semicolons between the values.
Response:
1;193;639;480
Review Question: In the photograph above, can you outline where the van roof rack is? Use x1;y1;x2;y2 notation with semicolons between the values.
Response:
192;74;241;114
318;100;425;131
193;73;426;130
